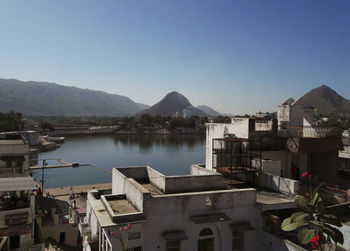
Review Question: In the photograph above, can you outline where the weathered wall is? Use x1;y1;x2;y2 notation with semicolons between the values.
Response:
206;119;250;170
146;189;256;216
256;173;299;195
255;120;274;131
277;104;291;130
234;172;299;195
147;167;166;192
191;164;216;175
123;179;149;211
39;223;78;247
139;188;258;251
115;167;148;181
261;151;291;178
164;174;224;194
86;190;99;239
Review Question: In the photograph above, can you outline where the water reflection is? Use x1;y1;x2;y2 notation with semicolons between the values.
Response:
113;135;205;152
37;134;206;188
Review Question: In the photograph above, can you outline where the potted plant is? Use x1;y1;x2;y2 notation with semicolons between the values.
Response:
281;172;344;250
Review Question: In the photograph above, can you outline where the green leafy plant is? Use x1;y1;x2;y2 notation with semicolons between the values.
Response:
281;172;344;249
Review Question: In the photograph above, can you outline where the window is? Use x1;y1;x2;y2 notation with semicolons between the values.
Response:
198;228;214;251
232;230;244;251
6;160;12;168
128;232;141;240
166;240;180;251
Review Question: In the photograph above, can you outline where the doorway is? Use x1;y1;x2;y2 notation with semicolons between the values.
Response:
9;235;20;250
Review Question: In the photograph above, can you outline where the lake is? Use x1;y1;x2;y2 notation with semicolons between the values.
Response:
33;134;206;188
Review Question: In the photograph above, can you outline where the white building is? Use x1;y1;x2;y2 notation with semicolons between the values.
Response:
0;135;37;250
85;98;348;251
0;131;40;147
86;165;297;251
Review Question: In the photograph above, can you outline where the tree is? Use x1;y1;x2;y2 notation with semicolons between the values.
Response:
140;114;154;127
0;111;23;132
39;121;54;131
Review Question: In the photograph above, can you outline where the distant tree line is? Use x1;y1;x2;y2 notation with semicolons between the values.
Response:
0;111;24;132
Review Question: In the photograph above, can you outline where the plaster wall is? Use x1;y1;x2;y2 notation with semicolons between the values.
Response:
261;151;291;178
39;223;78;247
123;179;149;211
190;164;214;175
206;119;250;170
144;189;256;216
255;120;274;131
141;200;258;251
0;194;34;228
104;223;144;251
233;172;299;195
19;233;33;248
164;175;224;194
86;190;99;240
0;143;29;155
115;167;148;181
147;167;166;192
277;105;291;130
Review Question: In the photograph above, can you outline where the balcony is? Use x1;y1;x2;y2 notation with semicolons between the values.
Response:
0;167;27;177
281;126;343;153
0;193;31;211
279;126;342;138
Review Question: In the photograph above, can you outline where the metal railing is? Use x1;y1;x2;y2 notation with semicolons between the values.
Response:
0;199;30;211
279;126;342;138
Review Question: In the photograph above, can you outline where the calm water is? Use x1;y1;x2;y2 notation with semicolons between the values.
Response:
33;134;205;188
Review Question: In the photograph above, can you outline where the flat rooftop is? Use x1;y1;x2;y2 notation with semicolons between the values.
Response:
108;199;138;215
45;183;112;214
138;181;164;195
0;139;26;145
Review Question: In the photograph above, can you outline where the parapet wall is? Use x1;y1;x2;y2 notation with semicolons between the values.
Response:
146;188;256;216
113;166;225;196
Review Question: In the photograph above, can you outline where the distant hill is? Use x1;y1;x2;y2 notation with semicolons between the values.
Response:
299;85;350;118
0;78;145;116
138;91;208;117
197;105;221;117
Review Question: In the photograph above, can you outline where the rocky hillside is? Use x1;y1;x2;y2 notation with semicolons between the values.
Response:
299;85;350;118
0;78;145;116
197;105;221;117
138;91;208;117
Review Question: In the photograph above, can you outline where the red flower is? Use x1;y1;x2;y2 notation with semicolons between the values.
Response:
302;172;308;178
128;224;131;230
310;235;320;249
124;226;128;230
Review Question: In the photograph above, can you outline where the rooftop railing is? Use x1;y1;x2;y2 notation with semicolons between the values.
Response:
0;198;30;211
279;126;342;138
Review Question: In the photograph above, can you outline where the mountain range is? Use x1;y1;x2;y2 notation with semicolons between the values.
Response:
0;78;147;116
2;78;347;118
0;78;220;117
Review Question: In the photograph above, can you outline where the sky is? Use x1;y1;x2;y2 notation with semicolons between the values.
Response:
0;0;349;115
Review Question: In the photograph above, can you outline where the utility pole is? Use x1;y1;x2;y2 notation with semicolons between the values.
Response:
30;159;111;196
41;160;47;195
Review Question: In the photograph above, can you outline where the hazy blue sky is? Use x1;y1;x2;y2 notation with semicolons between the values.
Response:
0;0;349;114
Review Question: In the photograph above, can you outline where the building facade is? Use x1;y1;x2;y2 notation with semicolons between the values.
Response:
86;165;296;251
0;136;37;250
